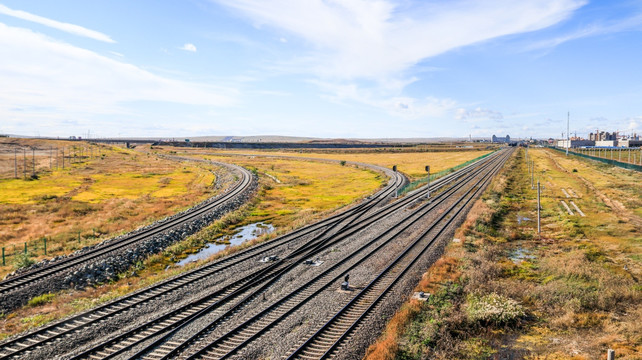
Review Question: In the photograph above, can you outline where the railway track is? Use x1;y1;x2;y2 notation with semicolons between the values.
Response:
63;150;507;360
181;149;511;360
0;160;405;360
0;162;254;299
286;149;511;359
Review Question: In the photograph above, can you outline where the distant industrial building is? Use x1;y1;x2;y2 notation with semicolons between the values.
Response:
618;139;642;148
595;140;616;147
589;130;617;141
557;129;641;148
557;139;595;148
491;134;510;143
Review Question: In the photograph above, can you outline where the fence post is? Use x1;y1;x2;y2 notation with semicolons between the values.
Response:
607;349;615;360
78;231;81;244
2;247;4;266
24;242;27;254
44;237;47;255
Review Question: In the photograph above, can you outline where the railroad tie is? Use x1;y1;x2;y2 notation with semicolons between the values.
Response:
560;201;574;215
570;201;585;217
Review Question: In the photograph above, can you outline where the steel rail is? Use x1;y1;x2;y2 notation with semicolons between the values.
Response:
180;150;508;360
286;149;512;359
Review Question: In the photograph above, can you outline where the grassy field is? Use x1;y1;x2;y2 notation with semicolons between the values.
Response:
203;148;492;180
365;148;641;359
0;139;217;277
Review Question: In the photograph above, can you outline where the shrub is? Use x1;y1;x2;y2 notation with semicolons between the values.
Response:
340;160;347;166
465;292;525;326
14;252;35;269
28;293;55;307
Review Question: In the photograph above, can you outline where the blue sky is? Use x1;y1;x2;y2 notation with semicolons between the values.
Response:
1;0;641;139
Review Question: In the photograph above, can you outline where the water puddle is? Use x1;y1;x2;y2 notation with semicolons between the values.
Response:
176;222;275;266
517;215;531;225
509;247;536;264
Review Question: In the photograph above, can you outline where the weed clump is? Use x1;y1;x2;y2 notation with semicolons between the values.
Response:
27;293;55;307
465;292;525;326
13;253;34;269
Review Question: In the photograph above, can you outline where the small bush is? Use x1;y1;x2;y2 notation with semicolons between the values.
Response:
340;160;346;166
28;293;55;307
465;292;525;326
14;253;35;269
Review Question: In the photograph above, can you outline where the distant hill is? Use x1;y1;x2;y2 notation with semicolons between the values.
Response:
188;135;319;143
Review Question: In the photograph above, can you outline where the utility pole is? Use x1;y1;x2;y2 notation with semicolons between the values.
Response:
32;148;35;176
23;149;26;179
62;148;65;169
537;180;542;234
566;111;570;156
14;148;17;178
49;146;53;169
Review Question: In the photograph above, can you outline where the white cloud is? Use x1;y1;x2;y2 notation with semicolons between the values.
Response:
0;23;236;127
213;0;585;120
526;12;642;51
180;43;197;52
214;0;585;80
455;107;504;121
314;80;456;119
0;4;115;43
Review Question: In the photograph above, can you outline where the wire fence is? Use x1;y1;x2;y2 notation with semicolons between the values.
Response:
550;146;642;172
1;231;102;268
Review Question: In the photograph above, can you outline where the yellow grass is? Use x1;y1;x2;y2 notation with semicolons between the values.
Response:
204;149;492;180
202;155;384;227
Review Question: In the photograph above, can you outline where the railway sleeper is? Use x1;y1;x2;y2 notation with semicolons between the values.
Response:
300;349;325;358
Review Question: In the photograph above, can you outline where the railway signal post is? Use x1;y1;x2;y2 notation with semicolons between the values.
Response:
425;165;430;198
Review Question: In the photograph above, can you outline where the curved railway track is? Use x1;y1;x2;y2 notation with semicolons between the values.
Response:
0;162;254;298
0;159;406;360
63;150;507;360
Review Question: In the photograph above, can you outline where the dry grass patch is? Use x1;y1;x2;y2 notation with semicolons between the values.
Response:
0;139;218;278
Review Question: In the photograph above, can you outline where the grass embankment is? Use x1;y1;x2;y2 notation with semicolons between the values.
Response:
204;149;492;180
365;148;641;359
0;153;384;339
0;139;217;278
